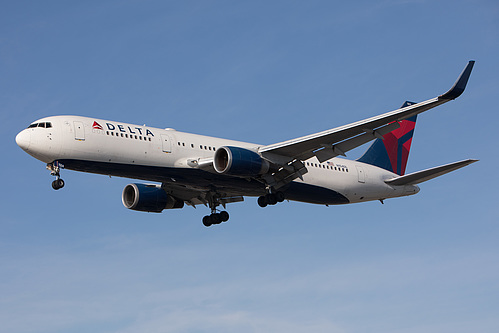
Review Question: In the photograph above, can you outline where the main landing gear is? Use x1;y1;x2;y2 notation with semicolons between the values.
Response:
202;193;230;227
47;161;65;190
257;191;285;207
203;210;229;227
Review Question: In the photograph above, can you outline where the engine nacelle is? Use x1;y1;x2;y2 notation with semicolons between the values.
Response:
122;183;184;213
213;146;269;176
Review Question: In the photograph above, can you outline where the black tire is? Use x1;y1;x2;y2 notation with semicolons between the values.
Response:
257;196;267;207
220;211;229;222
211;213;222;225
266;193;277;205
52;179;64;190
202;216;212;227
276;191;285;202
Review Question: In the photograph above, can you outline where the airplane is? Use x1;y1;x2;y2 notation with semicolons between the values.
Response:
16;61;477;227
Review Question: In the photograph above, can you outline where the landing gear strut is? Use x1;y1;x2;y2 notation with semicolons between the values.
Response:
258;191;285;208
47;161;65;190
202;193;230;227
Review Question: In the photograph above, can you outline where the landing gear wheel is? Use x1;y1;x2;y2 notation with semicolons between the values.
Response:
220;211;229;222
202;211;229;227
258;196;268;207
211;213;222;225
276;191;285;202
258;191;285;207
51;178;65;190
266;193;278;205
203;215;212;227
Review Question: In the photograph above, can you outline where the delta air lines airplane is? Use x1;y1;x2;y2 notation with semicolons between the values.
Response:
16;61;477;226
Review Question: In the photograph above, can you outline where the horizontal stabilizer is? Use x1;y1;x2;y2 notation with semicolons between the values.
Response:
384;159;478;186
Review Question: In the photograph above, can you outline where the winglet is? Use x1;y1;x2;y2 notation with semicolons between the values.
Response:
439;60;475;100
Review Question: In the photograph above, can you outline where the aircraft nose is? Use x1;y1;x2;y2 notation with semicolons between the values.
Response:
16;129;31;151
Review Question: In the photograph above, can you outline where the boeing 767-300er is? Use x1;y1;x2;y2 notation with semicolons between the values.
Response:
16;61;477;226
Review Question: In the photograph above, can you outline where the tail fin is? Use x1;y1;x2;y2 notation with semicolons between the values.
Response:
357;101;417;176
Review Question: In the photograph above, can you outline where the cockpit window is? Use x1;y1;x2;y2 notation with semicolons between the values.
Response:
27;122;52;129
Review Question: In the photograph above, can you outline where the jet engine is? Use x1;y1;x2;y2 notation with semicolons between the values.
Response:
213;146;269;177
122;183;184;213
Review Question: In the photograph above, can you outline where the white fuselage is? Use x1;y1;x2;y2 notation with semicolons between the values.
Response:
16;115;420;205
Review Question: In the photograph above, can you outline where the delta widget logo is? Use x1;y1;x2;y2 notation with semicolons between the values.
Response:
92;121;104;130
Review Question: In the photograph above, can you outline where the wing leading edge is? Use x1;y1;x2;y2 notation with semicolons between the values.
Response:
259;61;475;163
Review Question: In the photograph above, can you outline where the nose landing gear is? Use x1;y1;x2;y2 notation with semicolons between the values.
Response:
47;161;65;190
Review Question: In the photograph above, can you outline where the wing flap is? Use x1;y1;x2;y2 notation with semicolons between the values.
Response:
384;159;478;186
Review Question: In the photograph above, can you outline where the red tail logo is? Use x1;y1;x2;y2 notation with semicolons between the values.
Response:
92;121;103;130
357;102;418;176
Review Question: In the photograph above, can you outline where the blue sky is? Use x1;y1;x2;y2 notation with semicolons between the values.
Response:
1;1;498;332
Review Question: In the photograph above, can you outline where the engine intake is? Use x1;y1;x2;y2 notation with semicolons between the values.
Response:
214;146;269;176
122;183;184;213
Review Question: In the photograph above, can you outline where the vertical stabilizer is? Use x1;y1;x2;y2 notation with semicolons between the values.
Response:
357;101;417;176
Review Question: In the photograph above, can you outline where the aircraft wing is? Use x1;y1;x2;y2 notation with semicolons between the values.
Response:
259;61;475;164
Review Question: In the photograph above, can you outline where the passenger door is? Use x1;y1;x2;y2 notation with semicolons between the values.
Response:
161;134;172;153
74;121;85;141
